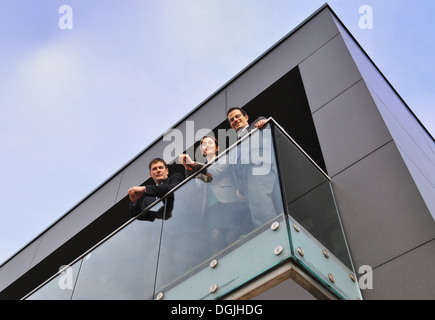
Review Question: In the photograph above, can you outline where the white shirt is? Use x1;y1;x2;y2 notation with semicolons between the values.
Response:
237;125;249;138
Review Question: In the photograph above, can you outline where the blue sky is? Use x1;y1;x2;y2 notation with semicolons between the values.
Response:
0;0;434;265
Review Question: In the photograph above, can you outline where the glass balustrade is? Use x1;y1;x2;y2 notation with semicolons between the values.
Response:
24;119;361;300
272;122;361;299
26;261;81;300
153;126;286;299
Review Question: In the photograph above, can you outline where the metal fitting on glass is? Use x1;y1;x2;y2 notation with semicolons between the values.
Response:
293;223;300;232
297;247;304;257
328;273;335;283
156;292;164;300
210;284;218;293
274;245;283;255
350;273;357;283
323;249;330;258
210;259;218;269
271;221;280;231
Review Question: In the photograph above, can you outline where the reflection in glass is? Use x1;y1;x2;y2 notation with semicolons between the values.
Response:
26;262;81;300
274;127;353;270
231;128;283;228
24;120;355;300
155;128;284;295
71;212;163;300
184;136;253;254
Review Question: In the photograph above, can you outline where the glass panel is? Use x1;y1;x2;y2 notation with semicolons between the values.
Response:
288;215;362;300
161;214;290;300
154;128;285;298
25;120;359;300
71;202;165;300
26;261;81;300
273;125;353;270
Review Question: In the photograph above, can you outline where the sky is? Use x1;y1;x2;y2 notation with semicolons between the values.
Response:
0;0;434;265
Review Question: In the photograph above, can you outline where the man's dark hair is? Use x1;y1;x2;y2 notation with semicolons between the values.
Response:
148;158;167;171
227;107;247;117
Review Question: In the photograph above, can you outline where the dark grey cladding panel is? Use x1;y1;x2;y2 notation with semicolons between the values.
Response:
399;146;435;220
182;90;227;134
226;8;340;109
331;13;435;219
369;85;435;172
334;10;434;168
30;173;123;268
160;90;227;162
369;86;435;219
331;141;435;270
361;240;435;300
312;80;392;177
0;238;42;293
299;34;363;113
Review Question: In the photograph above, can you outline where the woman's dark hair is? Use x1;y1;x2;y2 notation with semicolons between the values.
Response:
200;136;219;156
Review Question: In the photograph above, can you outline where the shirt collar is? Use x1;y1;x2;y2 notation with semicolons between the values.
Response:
237;125;249;137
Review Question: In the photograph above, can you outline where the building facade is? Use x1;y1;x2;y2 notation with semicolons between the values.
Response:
1;4;434;300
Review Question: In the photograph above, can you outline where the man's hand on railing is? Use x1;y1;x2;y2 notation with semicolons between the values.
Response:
254;119;268;130
128;186;146;204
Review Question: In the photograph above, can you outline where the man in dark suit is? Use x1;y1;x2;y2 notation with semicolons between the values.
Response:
128;158;184;221
227;107;280;228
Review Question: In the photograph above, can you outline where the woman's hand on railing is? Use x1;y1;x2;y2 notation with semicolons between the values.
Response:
178;154;196;170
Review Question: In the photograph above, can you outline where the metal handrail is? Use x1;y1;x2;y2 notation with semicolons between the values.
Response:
22;118;329;299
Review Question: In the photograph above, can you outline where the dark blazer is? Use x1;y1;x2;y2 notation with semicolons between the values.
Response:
129;172;184;221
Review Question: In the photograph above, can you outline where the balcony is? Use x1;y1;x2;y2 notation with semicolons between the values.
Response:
24;119;362;300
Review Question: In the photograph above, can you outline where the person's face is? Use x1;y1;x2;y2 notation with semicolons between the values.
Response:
228;109;249;132
149;161;169;184
201;137;218;157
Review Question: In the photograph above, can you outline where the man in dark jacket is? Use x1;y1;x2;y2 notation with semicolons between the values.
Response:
128;158;184;221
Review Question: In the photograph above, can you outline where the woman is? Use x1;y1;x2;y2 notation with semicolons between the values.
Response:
179;136;252;254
